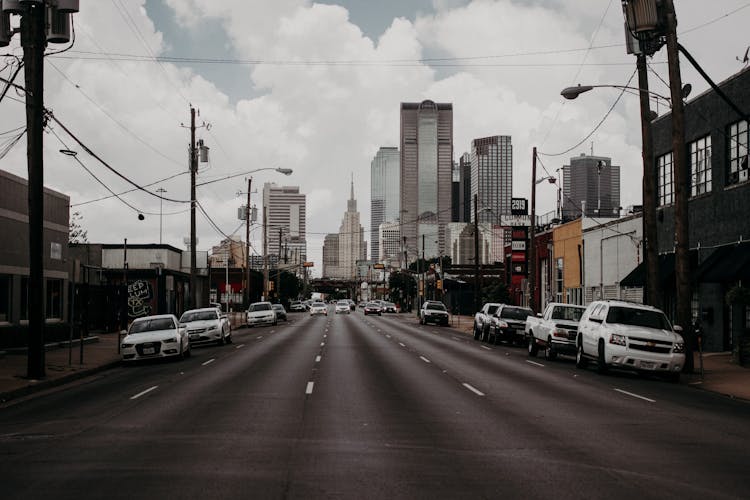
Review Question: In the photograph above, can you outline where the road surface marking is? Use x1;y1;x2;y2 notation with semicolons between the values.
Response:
386;334;391;339
463;383;485;396
130;386;158;400
526;360;545;368
235;344;245;349
452;336;461;341
320;342;325;347
324;334;327;338
315;355;322;363
614;388;655;403
306;382;315;394
202;358;215;366
257;336;263;340
420;356;431;363
399;342;406;347
481;345;492;351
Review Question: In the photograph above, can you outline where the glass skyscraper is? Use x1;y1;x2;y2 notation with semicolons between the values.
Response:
370;147;400;262
470;135;513;224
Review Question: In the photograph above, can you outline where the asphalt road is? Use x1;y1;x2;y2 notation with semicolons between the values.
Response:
1;309;749;499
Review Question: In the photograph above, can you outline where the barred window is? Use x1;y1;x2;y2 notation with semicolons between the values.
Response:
657;152;674;206
690;136;712;196
728;120;748;185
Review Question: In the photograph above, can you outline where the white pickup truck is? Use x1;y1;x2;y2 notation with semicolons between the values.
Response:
525;302;586;360
473;303;503;341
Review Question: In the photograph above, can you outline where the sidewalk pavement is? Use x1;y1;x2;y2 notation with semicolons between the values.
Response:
1;318;748;404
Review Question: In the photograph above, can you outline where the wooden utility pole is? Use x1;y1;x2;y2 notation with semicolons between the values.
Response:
529;147;537;312
473;194;480;313
245;177;252;307
189;106;197;309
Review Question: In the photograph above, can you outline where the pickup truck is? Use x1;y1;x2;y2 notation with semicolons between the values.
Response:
473;303;503;341
525;302;586;360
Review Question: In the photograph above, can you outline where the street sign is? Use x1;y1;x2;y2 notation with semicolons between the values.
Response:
302;261;314;267
511;241;526;251
501;215;531;227
511;198;528;215
373;263;385;269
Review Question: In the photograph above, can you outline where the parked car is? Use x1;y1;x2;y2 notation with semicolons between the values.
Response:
363;302;383;316
419;300;449;326
487;305;533;344
473;302;503;340
576;300;685;381
309;301;328;316
272;303;287;321
335;300;351;314
246;301;277;327
525;302;586;360
121;314;190;362
289;300;306;312
179;307;232;346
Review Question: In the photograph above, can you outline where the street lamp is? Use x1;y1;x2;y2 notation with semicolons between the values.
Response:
561;84;673;105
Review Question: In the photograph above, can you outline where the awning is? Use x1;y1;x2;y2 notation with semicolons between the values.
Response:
620;253;675;287
697;242;750;283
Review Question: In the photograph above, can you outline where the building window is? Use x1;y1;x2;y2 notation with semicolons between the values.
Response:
728;119;748;185
46;279;63;320
555;258;564;303
0;275;10;322
689;135;712;196
657;152;674;206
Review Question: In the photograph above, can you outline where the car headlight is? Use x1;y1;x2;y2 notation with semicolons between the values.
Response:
552;328;568;338
163;337;178;344
121;343;133;349
673;342;685;353
609;333;627;346
496;320;509;329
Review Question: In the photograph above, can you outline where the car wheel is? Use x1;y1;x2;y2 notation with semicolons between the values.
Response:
596;339;608;374
178;340;185;360
545;337;557;361
185;343;192;358
575;341;587;369
273;319;278;326
473;323;480;340
528;336;538;357
217;334;225;346
225;332;232;344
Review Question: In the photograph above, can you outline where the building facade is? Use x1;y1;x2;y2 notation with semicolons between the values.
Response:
336;181;366;280
379;221;402;268
400;100;453;261
370;146;400;262
322;233;340;278
471;135;513;224
262;183;307;267
562;153;621;219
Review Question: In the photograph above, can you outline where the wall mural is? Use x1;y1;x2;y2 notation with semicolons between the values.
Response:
127;279;153;318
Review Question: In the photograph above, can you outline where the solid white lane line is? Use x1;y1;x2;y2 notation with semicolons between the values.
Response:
235;344;245;349
130;386;158;400
399;342;406;347
202;358;216;366
315;355;322;363
526;360;545;368
463;383;485;396
614;388;655;403
306;382;314;394
420;356;431;363
481;345;492;351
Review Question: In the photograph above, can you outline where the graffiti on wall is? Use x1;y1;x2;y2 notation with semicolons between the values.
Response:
128;280;153;318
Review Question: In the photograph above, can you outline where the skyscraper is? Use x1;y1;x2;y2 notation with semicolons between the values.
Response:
322;233;340;278
400;100;453;261
458;152;471;223
262;183;307;267
561;153;621;219
370;147;400;262
337;179;365;279
471;135;513;224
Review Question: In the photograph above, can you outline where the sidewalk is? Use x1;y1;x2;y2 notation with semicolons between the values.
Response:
1;319;748;403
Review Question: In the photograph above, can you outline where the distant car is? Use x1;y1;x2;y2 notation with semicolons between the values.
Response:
289;301;306;312
358;301;367;308
121;314;190;362
420;301;449;326
381;301;398;313
335;300;351;314
346;299;356;311
246;301;277;327
363;302;382;316
179;307;231;346
272;303;287;321
309;301;328;316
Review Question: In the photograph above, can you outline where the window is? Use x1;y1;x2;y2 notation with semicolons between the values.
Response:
689;135;712;196
0;275;10;322
728;120;748;185
657;152;674;206
555;258;563;303
46;279;63;320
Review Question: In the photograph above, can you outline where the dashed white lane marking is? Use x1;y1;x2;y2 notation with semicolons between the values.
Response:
463;383;485;396
306;382;315;395
481;345;492;351
324;334;327;338
235;344;245;349
420;356;431;363
526;360;545;368
614;388;655;403
399;342;406;347
202;358;216;366
257;336;263;340
130;386;158;400
320;342;325;347
315;355;322;363
386;335;391;339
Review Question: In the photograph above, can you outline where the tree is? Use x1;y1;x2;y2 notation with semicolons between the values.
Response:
69;211;88;244
388;270;417;311
482;277;510;305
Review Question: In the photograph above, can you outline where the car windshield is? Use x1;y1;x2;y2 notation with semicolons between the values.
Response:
550;306;585;321
249;303;272;312
426;303;446;311
129;318;175;333
272;304;284;310
500;307;533;320
337;301;348;306
606;306;672;330
180;310;217;322
312;302;325;307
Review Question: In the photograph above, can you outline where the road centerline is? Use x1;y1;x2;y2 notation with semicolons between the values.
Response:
462;383;485;396
306;382;315;395
420;356;431;364
614;388;655;403
130;385;158;400
202;358;216;366
526;360;545;368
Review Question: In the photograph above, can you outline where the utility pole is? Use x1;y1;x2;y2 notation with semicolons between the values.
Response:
421;234;425;307
263;205;269;300
473;194;480;313
245;177;252;307
276;228;282;302
529;147;537;312
156;187;167;244
189;106;197;309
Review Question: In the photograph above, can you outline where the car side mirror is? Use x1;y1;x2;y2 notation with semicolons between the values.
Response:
673;325;683;333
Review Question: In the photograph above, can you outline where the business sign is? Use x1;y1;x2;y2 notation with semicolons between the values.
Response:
373;263;385;269
302;261;315;267
511;198;528;215
501;215;531;227
511;240;526;251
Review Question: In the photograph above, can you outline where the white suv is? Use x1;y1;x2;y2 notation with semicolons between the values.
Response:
576;300;685;381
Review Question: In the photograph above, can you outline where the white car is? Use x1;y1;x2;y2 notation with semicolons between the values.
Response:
576;300;685;381
335;300;351;314
121;314;190;362
179;308;231;346
309;301;328;316
246;301;277;327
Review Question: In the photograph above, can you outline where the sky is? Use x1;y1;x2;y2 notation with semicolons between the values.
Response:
1;0;748;277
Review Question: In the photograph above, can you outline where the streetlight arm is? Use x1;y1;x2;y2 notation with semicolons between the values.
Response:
196;167;292;187
561;83;671;104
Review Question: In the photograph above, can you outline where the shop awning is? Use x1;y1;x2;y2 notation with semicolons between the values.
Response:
697;242;750;283
620;253;675;287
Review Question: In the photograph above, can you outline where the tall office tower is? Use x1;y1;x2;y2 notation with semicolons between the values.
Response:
379;221;402;268
322;233;340;278
451;160;460;222
400;100;453;261
370;146;400;262
262;183;307;267
561;153;621;219
471;135;513;224
459;152;472;223
337;179;366;280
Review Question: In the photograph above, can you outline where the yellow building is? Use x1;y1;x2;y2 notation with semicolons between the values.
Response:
552;219;583;305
